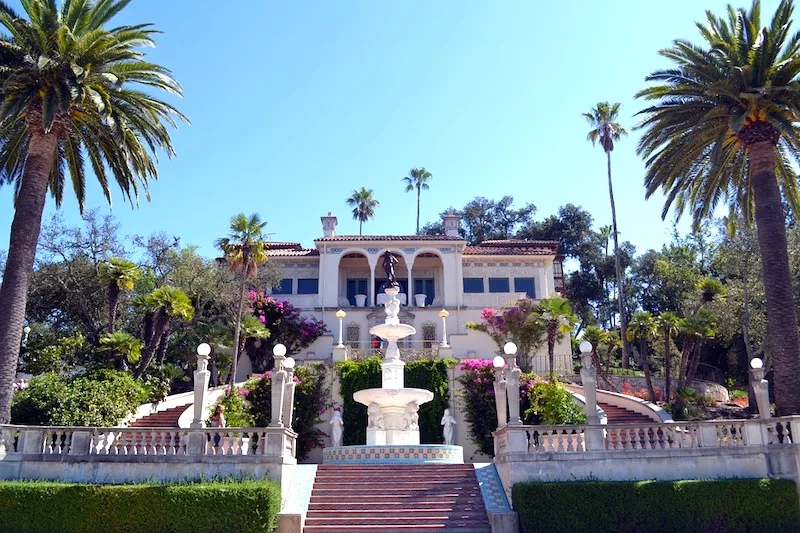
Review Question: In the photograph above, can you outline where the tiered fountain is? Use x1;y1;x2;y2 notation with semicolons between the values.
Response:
323;251;463;464
353;284;433;445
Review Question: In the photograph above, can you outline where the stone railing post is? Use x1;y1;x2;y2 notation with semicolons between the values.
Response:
578;342;600;425
742;420;767;446
270;345;288;427
507;366;522;426
493;358;508;430
69;430;93;455
20;429;44;454
282;359;297;429
749;359;771;420
191;343;212;428
698;424;719;448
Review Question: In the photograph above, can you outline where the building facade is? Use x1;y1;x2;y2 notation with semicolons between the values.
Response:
237;212;571;377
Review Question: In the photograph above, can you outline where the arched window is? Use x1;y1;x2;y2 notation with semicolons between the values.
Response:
345;324;360;348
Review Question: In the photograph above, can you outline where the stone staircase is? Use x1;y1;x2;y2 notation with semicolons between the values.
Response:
128;403;191;428
304;464;491;532
598;402;656;425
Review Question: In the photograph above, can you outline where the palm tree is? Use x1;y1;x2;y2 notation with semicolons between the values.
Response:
216;213;269;385
98;258;141;333
346;187;380;235
635;0;800;414
134;286;194;378
402;167;433;234
583;102;631;368
238;314;270;362
657;312;683;402
582;325;617;391
539;297;577;379
0;0;186;423
627;311;659;402
98;330;141;371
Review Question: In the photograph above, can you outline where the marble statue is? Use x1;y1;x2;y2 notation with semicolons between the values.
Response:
404;401;420;431
330;406;344;447
441;408;456;445
367;402;385;430
382;251;399;287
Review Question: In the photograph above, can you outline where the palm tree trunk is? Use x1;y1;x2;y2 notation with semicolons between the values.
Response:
230;278;247;385
0;132;59;423
107;283;119;333
134;310;169;379
641;340;657;402
677;340;693;390
749;141;800;414
687;340;703;384
607;150;631;368
663;329;672;402
416;186;421;234
359;219;363;236
547;328;555;379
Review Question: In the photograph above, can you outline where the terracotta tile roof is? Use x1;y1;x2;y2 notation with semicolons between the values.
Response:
314;235;465;242
264;242;319;257
464;239;559;256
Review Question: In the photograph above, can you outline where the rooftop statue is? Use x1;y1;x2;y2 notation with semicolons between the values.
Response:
382;250;400;287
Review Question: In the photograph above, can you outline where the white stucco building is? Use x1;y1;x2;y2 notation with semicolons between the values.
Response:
238;211;571;375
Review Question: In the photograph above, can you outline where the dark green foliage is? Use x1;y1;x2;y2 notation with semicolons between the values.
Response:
242;364;330;461
0;480;281;533
335;357;454;445
11;370;149;426
513;479;800;533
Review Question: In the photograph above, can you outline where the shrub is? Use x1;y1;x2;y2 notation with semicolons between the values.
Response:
209;389;254;428
335;357;455;446
11;370;149;426
513;479;800;533
525;379;586;425
730;389;749;400
457;360;584;456
0;480;281;532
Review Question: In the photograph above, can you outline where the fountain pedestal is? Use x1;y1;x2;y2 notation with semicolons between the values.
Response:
353;286;434;446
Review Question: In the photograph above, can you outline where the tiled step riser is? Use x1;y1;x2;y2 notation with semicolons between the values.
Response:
303;527;490;533
310;494;482;501
305;518;490;526
309;503;485;510
307;511;489;518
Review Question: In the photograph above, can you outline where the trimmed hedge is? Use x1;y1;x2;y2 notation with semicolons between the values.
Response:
0;480;281;532
335;357;455;445
513;479;800;533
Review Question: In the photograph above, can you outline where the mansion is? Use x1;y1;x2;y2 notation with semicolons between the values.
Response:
237;212;570;376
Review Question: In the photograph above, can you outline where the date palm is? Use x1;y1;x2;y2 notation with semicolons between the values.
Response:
216;213;269;385
402;167;432;234
627;311;659;402
584;102;631;368
636;0;800;414
98;330;141;371
98;257;141;333
134;286;194;379
346;187;380;235
0;0;186;423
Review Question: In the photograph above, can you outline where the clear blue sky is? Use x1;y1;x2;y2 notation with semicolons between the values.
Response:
0;0;781;258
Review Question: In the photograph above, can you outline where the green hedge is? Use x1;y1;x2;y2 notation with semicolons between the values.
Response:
513;479;800;533
335;357;455;445
0;480;281;532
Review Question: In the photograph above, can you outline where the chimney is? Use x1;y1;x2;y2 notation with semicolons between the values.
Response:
321;212;338;238
442;211;461;237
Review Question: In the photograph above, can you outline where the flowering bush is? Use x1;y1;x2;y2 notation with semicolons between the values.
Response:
465;298;545;372
210;388;254;428
245;292;328;372
457;359;584;456
244;363;330;461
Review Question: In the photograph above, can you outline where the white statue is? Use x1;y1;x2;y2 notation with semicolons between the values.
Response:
330;406;344;447
441;408;456;445
404;401;420;431
367;402;385;430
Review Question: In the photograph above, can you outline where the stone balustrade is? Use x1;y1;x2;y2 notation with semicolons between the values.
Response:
493;417;800;493
0;424;297;486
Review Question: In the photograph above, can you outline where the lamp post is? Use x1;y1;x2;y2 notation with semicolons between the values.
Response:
335;310;346;348
270;344;288;427
492;355;508;429
439;309;450;348
579;341;600;425
749;358;771;420
191;343;212;428
281;357;297;428
504;343;522;425
22;325;31;346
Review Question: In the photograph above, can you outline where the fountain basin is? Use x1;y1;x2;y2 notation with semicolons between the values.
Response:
369;323;415;341
354;388;434;446
353;388;434;408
